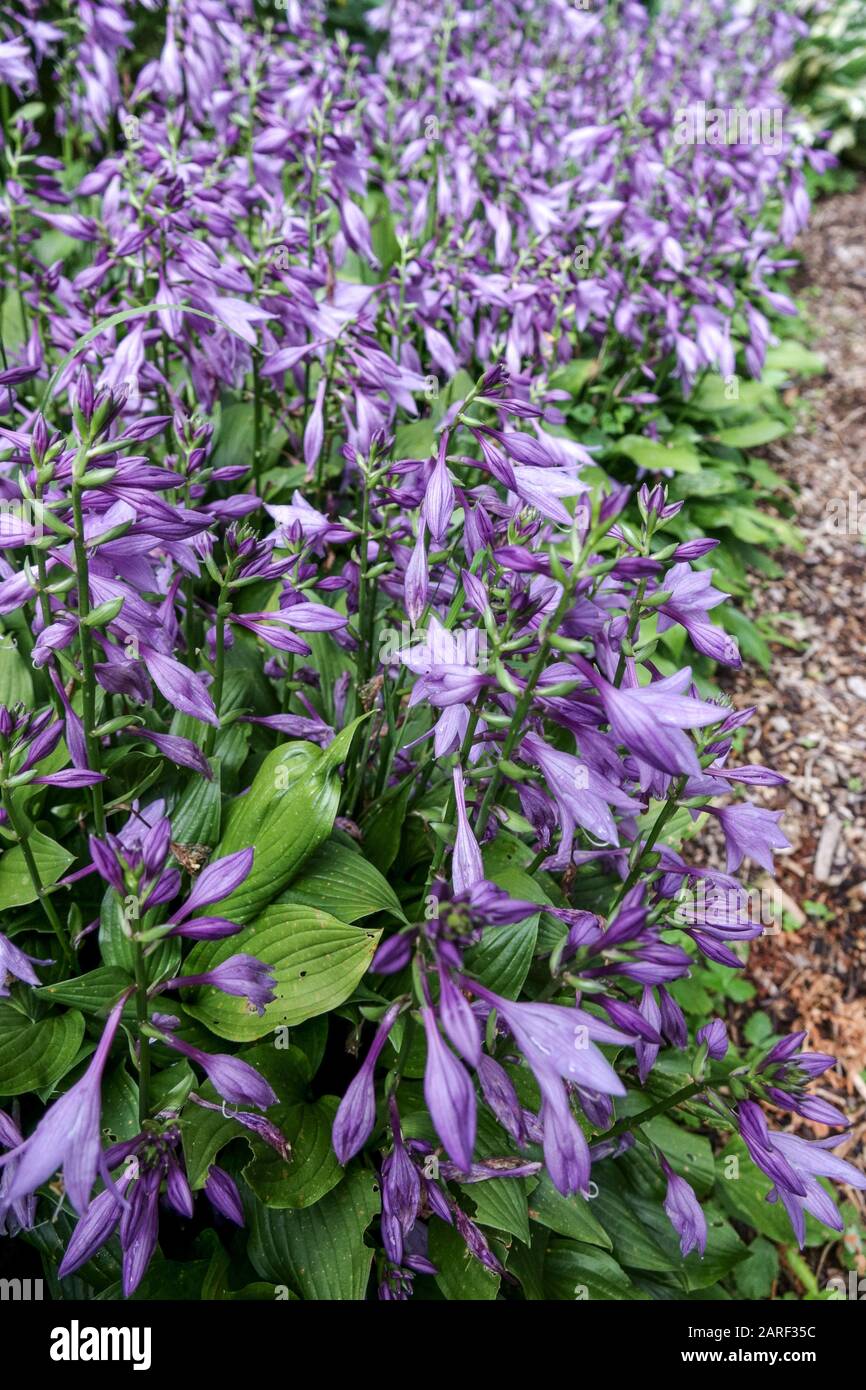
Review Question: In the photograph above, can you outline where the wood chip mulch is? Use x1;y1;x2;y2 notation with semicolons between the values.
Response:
708;183;866;1276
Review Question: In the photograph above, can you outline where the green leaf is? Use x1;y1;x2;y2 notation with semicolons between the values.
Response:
2;294;26;352
464;1177;532;1245
212;717;368;925
244;1096;342;1208
146;1062;192;1116
628;1111;715;1197
394;418;435;459
98;886;180;984
544;1240;650;1300
528;1173;612;1248
0;634;33;707
763;342;826;377
276;839;406;922
428;1220;502;1300
593;1159;746;1288
184;903;380;1041
617;434;701;474
0;1004;85;1096
734;1236;779;1299
359;782;411;874
717;417;789;448
36;967;132;1015
169;760;222;848
463;860;545;997
249;1167;380;1300
0;829;75;910
101;1062;141;1142
212;401;256;473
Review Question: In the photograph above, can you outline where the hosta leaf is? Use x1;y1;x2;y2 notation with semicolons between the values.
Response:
463;1176;532;1245
36;967;132;1015
593;1159;747;1287
359;782;411;875
617;434;701;474
544;1240;650;1301
0;1004;85;1095
169;759;222;848
249;1167;380;1300
717;417;788;448
0;633;33;707
429;1220;502;1300
98;886;180;984
101;1062;141;1142
243;1096;342;1208
528;1173;612;1249
0;830;75;910
763;341;826;377
212;717;367;925
462;860;546;997
183;903;380;1041
277;839;406;922
733;1236;779;1299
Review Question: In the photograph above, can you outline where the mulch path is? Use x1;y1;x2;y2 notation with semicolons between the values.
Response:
715;181;866;1287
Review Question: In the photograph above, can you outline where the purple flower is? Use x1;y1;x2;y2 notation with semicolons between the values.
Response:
332;1003;402;1164
697;1019;728;1060
205;1166;245;1225
421;1004;476;1173
661;1156;707;1258
58;1176;132;1279
709;804;790;876
0;933;50;996
190;1093;292;1161
422;440;455;544
577;660;722;777
0;1109;35;1235
163;954;276;1015
437;967;481;1066
169;848;254;922
120;1165;161;1297
739;1101;866;1247
404;521;428;626
451;765;483;895
156;1031;277;1110
0;992;131;1214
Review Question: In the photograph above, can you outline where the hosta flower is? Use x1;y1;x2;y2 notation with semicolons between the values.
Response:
156;1032;277;1111
709;804;790;876
739;1102;866;1247
421;1004;476;1173
332;1003;403;1164
661;1157;707;1258
162;954;277;1015
0;933;50;996
0;992;131;1214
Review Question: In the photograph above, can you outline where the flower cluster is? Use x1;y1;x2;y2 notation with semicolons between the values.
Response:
0;0;858;1304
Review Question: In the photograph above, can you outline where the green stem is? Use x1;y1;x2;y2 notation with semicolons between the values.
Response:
783;1245;820;1297
134;942;151;1126
203;583;229;758
71;467;105;836
473;578;577;840
1;779;71;966
604;1080;705;1141
609;774;687;912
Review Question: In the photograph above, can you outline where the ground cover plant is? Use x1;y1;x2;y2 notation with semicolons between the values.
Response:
0;0;862;1302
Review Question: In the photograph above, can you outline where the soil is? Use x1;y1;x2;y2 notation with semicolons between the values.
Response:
717;180;866;1292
